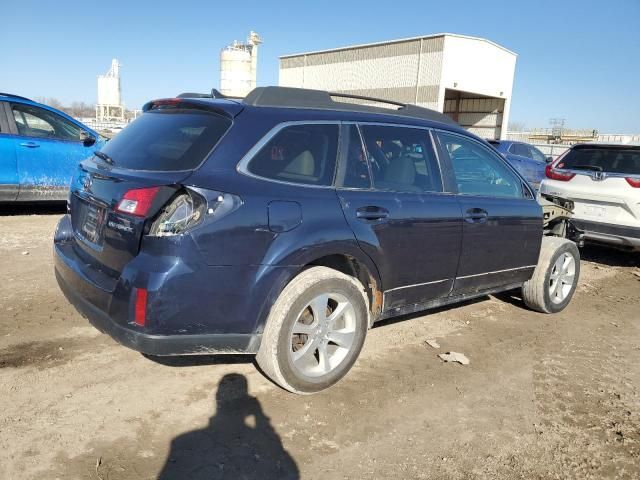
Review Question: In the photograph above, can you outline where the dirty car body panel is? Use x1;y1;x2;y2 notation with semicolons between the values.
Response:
54;88;543;356
0;94;105;202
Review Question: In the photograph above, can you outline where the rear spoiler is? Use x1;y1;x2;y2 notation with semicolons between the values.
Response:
141;97;244;118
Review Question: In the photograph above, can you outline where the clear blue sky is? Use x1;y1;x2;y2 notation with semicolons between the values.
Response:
3;0;639;132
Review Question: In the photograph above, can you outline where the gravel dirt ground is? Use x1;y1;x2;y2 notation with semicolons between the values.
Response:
1;206;639;480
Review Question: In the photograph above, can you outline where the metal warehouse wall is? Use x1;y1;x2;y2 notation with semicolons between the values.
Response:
279;34;517;139
280;36;445;110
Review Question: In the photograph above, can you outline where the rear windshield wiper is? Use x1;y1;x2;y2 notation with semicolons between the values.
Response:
94;151;115;166
568;164;603;172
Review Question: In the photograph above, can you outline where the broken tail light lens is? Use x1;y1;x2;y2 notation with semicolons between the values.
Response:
545;164;575;182
149;189;206;236
148;188;242;237
625;177;640;188
116;187;161;217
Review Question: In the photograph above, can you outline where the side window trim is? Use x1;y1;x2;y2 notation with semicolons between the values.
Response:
236;120;341;189
355;122;445;194
433;128;535;200
335;123;372;190
429;128;458;194
0;102;11;134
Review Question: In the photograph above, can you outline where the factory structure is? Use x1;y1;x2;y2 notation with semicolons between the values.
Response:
220;31;262;97
279;33;517;140
96;58;125;121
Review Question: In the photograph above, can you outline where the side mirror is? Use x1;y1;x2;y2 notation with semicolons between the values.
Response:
80;130;96;147
546;156;554;164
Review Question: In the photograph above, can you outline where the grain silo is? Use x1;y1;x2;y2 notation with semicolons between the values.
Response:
220;31;262;97
96;58;124;121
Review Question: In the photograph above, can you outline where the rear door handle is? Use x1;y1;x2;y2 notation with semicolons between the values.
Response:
20;141;40;148
356;206;389;221
464;208;488;223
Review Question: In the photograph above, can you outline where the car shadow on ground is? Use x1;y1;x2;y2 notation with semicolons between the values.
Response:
0;203;66;216
157;373;299;480
580;244;640;268
373;295;490;329
142;353;254;367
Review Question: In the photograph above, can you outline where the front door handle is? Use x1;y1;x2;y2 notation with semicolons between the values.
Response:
464;208;488;224
20;141;40;148
356;206;389;221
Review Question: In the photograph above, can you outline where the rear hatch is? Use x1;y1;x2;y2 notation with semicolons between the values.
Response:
68;99;240;284
545;144;640;226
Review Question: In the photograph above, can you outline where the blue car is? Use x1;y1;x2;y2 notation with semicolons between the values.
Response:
488;139;550;190
0;93;106;202
54;87;580;393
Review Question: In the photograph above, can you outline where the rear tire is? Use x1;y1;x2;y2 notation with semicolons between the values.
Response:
522;237;580;313
256;266;369;394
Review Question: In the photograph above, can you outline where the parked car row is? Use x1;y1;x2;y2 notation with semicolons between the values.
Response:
0;93;105;202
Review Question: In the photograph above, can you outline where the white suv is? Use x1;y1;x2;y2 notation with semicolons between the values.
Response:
539;144;640;250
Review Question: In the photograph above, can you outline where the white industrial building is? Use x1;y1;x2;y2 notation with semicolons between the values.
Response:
279;33;517;139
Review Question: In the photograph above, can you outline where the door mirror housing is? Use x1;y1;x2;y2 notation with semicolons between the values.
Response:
545;156;554;164
80;130;96;147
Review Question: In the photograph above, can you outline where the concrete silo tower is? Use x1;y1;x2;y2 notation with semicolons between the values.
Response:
220;31;262;97
96;58;125;121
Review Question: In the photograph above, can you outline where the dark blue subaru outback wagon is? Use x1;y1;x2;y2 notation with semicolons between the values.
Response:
54;87;580;393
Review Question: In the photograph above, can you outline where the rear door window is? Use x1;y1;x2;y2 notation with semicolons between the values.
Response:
98;109;231;171
246;123;339;186
509;143;531;158
557;147;640;175
358;125;443;193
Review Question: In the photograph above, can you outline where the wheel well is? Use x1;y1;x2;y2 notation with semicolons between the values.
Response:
306;254;383;321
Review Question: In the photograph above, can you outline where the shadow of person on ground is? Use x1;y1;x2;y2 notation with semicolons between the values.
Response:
157;373;299;480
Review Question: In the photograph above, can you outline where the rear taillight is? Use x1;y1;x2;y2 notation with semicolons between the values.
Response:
545;164;575;182
148;188;242;237
626;177;640;188
116;187;160;217
149;189;207;236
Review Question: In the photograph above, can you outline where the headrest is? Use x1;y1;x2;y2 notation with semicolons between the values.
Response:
284;150;315;176
384;156;416;186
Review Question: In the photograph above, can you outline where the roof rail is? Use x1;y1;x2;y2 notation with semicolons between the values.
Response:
243;86;457;126
0;92;34;102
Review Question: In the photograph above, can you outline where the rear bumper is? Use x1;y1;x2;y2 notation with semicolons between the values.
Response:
571;219;640;249
53;215;294;355
55;264;261;355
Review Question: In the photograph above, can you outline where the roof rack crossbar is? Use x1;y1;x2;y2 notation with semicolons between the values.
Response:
243;87;457;126
0;92;34;102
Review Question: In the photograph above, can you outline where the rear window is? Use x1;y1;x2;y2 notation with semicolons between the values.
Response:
558;147;640;175
98;110;231;171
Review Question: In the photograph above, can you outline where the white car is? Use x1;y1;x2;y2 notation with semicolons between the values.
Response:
539;143;640;250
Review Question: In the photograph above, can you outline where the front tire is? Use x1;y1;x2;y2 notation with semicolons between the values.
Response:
256;266;369;394
522;237;580;313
